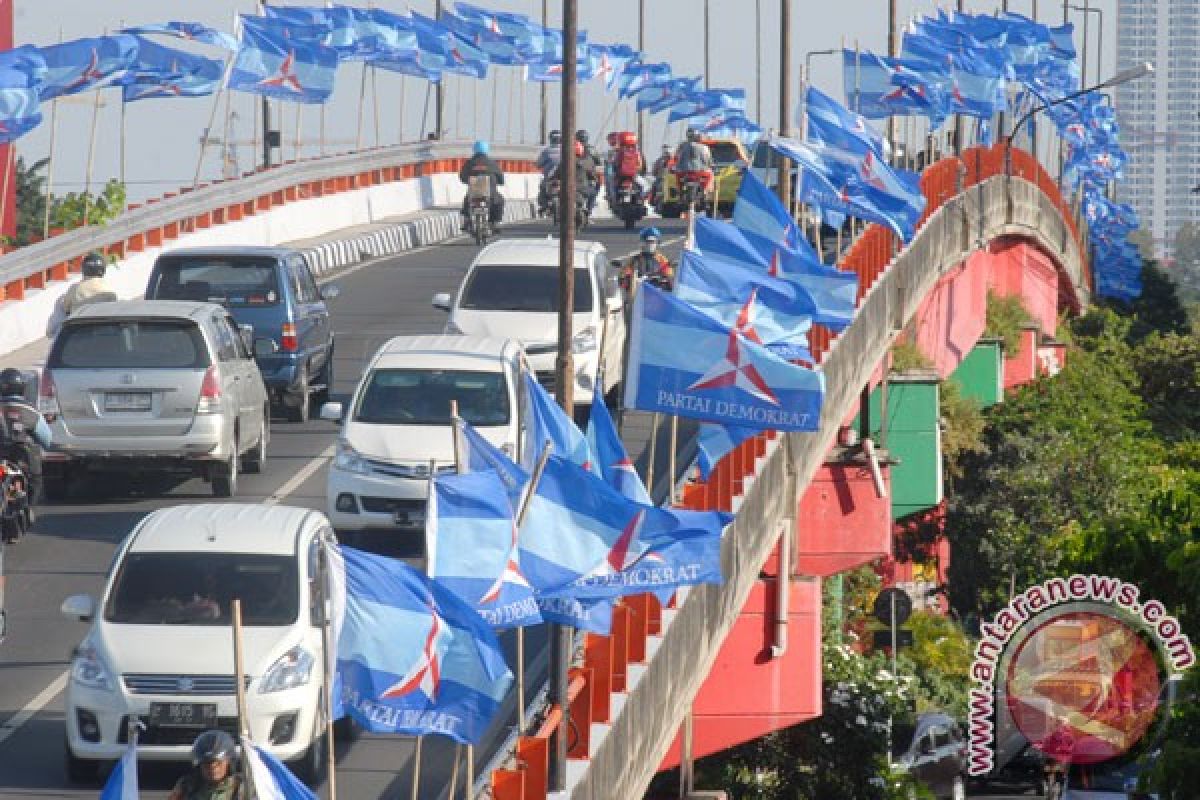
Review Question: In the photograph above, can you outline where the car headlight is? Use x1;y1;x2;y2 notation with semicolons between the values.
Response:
445;320;465;335
333;440;369;475
70;641;113;691
572;327;597;354
259;646;315;693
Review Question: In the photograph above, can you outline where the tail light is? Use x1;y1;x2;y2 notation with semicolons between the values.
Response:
197;365;222;414
38;370;60;419
281;323;299;353
0;464;7;479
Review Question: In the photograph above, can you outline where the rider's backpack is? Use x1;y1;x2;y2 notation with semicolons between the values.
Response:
616;146;641;179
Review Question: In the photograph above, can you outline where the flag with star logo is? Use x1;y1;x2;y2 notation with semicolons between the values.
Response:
335;546;512;745
624;283;825;431
37;35;139;101
228;16;338;104
427;470;543;629
121;37;225;102
585;390;651;505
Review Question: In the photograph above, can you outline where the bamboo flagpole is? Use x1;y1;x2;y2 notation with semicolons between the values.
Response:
0;145;14;244
465;745;474;800
42;94;59;239
398;75;407;143
512;442;554;732
231;599;253;796
409;735;423;800
668;414;679;504
645;411;660;494
81;88;104;227
294;103;303;161
194;86;227;188
355;63;369;150
372;67;381;147
317;539;340;800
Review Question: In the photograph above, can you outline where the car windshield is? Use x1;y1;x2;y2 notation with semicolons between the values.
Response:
148;256;281;307
710;142;743;166
51;321;209;369
105;552;299;626
459;265;593;313
355;368;510;426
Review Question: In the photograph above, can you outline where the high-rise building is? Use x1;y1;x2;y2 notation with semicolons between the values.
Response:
1116;0;1200;259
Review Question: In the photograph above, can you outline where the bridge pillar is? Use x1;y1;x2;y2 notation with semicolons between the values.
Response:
793;447;893;577
1002;327;1042;392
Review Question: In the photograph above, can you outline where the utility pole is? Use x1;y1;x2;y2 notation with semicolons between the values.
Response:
539;0;549;143
435;0;444;138
637;0;646;146
704;0;711;90
549;0;577;791
777;0;792;207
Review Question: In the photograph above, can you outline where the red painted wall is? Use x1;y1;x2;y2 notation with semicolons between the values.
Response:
794;460;892;577
987;238;1060;337
1003;328;1041;391
911;251;990;379
658;577;822;771
1;0;13;241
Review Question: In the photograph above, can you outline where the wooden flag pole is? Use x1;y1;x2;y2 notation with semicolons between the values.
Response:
372;67;381;147
355;63;369;150
447;744;462;798
0;146;15;246
450;400;463;473
194;86;226;188
512;442;553;733
409;735;423;800
317;541;340;800
81;88;103;227
645;411;660;496
231;599;251;738
668;414;679;504
465;745;474;799
398;75;408;143
42;95;59;239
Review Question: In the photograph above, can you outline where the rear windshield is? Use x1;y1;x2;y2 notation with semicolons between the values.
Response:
105;552;299;626
710;142;743;165
752;143;779;169
355;368;509;426
50;321;209;369
460;264;593;313
148;256;281;307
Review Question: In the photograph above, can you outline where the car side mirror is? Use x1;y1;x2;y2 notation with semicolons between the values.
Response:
238;324;255;355
320;283;341;301
62;594;97;623
253;338;280;358
319;402;344;423
432;292;452;312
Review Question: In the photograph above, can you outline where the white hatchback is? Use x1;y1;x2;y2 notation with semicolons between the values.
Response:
432;238;626;405
61;504;338;784
322;334;534;535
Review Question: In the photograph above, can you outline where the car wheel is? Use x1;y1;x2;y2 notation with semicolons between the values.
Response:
285;368;311;424
291;723;329;786
212;433;239;498
243;418;268;474
64;740;100;785
951;775;966;800
314;345;334;408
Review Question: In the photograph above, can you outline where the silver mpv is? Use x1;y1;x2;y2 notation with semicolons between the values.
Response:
39;301;270;499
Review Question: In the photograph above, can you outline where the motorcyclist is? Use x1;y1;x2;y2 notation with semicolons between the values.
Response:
673;127;715;204
575;130;602;214
62;253;115;316
620;227;673;292
458;140;506;230
650;144;674;205
547;141;596;211
536;130;563;214
168;730;242;800
0;368;51;507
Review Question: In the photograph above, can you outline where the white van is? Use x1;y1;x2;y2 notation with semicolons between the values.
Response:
62;504;338;785
432;238;626;405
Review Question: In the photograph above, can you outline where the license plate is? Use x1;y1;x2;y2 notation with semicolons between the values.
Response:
394;510;425;527
148;702;217;729
104;392;151;412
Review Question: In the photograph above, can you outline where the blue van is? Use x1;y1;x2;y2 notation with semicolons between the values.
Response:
145;247;339;422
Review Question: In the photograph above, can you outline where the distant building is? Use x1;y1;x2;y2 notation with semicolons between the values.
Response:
1116;0;1200;258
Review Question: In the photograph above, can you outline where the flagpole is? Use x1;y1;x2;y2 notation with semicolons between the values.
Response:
356;63;368;150
398;75;408;144
420;81;432;140
0;147;15;246
513;442;553;734
409;735;423;800
195;86;226;188
231;599;251;739
490;70;499;142
81;88;103;227
372;67;381;147
645;411;660;495
472;74;480;140
42;94;59;239
465;745;474;799
668;414;679;504
294;103;303;162
318;541;340;800
447;744;461;798
119;97;127;190
506;69;516;143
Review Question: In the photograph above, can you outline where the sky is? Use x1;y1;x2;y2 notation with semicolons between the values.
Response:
12;0;1118;202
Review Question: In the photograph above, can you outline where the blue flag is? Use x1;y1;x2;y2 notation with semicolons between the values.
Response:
625;284;825;431
336;546;513;745
0;48;46;142
122;37;225;102
805;86;888;159
668;88;746;123
453;416;531;505
440;11;522;66
412;13;489;79
618;62;671;98
731;170;813;256
521;454;729;600
585;391;651;505
121;22;239;51
428;470;542;628
693;217;858;332
244;741;317;800
228;17;339;103
99;739;138;800
38;35;139;100
842;49;949;124
675;249;815;362
525;374;597;470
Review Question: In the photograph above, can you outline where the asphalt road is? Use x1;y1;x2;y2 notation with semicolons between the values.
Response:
0;215;689;800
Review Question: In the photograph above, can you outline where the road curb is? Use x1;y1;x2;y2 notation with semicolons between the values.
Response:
300;201;539;277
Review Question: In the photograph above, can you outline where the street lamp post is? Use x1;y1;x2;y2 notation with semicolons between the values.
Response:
1069;3;1103;87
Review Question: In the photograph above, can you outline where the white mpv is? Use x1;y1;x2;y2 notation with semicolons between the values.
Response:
432;238;626;405
61;504;338;785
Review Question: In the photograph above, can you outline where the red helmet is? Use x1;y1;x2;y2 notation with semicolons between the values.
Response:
618;131;638;147
574;140;584;157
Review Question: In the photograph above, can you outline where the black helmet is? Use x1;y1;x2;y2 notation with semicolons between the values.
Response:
574;130;589;144
81;252;106;278
548;129;562;144
191;730;236;765
0;368;25;397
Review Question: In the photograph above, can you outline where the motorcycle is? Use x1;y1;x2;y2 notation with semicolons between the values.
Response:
612;177;647;230
574;188;591;232
677;170;713;217
465;174;493;246
544;177;562;225
0;459;31;544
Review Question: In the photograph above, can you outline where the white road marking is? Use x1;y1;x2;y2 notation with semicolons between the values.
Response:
0;222;683;753
0;672;68;747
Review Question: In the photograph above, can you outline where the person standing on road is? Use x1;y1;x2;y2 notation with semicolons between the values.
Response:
168;730;243;800
61;253;116;316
